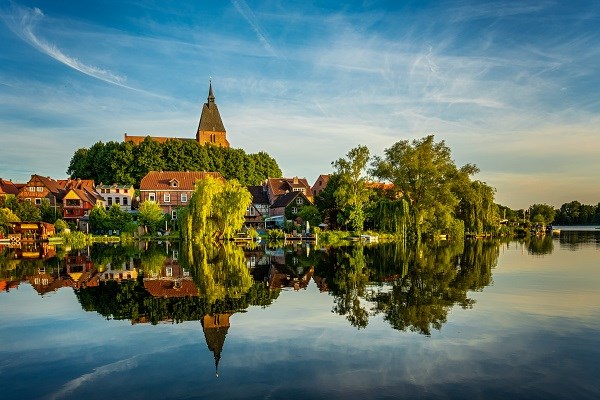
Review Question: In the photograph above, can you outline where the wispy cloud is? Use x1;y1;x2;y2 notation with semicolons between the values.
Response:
230;0;282;59
1;5;158;96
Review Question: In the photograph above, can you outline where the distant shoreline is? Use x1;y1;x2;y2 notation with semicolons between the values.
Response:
552;225;600;231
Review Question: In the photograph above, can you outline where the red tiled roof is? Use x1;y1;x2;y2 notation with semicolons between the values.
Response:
59;178;96;190
34;175;64;195
143;278;199;297
0;179;19;195
140;171;225;191
267;177;313;201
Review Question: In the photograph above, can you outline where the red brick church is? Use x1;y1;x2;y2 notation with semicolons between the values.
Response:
124;81;230;147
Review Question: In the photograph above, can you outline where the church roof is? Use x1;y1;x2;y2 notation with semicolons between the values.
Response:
197;82;226;133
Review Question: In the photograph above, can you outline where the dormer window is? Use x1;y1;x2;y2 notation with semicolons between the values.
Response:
170;179;179;188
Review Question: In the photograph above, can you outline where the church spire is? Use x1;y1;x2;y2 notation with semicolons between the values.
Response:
207;80;215;104
196;80;229;147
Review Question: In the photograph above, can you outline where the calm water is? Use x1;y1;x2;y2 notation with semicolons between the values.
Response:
1;232;599;400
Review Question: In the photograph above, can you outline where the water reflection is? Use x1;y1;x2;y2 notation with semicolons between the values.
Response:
1;239;502;337
314;241;498;334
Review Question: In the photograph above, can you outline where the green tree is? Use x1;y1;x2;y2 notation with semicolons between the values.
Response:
89;205;109;232
138;201;165;234
182;176;252;240
372;135;479;240
529;203;556;226
40;198;57;223
16;200;41;221
0;207;20;234
298;205;322;228
54;219;68;233
332;145;372;232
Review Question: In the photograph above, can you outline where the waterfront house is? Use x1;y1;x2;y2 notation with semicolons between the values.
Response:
244;185;271;228
269;190;313;220
264;177;314;205
17;174;64;208
62;187;105;226
0;178;20;203
139;171;225;219
95;183;135;211
311;174;330;197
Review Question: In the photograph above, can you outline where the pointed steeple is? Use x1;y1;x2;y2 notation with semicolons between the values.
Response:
207;80;215;105
196;80;229;147
201;314;231;379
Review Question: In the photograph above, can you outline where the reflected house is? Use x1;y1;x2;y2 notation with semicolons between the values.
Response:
0;279;20;292
311;275;329;292
27;268;71;295
12;242;56;259
99;258;138;282
143;258;198;297
265;246;315;290
201;313;231;377
65;248;98;289
268;264;314;291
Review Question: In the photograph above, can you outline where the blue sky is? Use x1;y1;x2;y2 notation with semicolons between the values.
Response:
1;0;598;209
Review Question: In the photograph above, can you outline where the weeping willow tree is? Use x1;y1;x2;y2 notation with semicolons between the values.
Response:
371;198;411;239
181;176;252;241
456;180;499;235
180;241;253;304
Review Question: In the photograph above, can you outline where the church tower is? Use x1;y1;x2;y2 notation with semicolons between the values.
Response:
196;81;230;147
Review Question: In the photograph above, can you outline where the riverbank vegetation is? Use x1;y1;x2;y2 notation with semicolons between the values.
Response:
318;135;498;242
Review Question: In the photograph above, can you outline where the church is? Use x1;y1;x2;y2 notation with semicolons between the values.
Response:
124;81;230;147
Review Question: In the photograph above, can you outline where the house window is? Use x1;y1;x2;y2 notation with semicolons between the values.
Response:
166;267;173;277
29;186;35;192
181;193;188;203
171;209;177;219
149;193;156;202
173;250;179;261
296;198;303;205
107;197;113;206
291;207;298;214
115;197;120;205
164;193;170;203
25;198;31;202
116;189;120;193
35;198;42;205
246;206;255;216
123;197;128;206
171;180;178;187
37;186;43;192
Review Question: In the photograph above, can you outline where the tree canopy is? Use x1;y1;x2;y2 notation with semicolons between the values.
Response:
67;138;282;186
371;135;490;240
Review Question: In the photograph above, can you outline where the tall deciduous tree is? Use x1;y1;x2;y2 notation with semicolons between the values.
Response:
332;145;372;232
371;135;480;240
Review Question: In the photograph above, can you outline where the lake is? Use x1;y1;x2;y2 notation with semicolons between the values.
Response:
1;232;599;400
